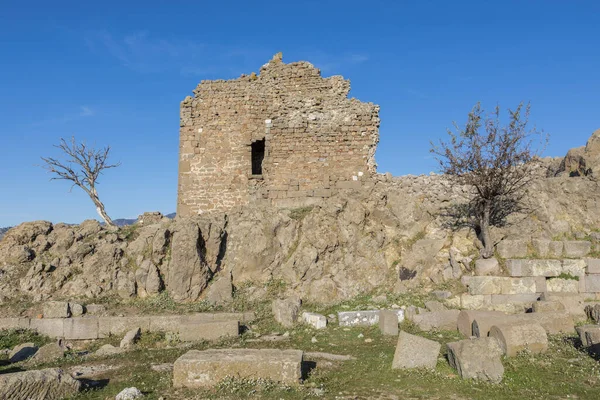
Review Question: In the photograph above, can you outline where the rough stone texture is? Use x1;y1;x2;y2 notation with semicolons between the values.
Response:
379;310;399;336
546;278;579;293
43;301;71;318
447;337;504;383
9;342;38;362
30;342;64;363
177;53;380;215
272;296;301;328
338;310;380;326
85;304;106;315
496;240;528;259
64;317;99;340
505;259;562;277
587;259;600;274
585;303;600;322
392;331;441;370
30;318;64;338
120;327;141;348
302;312;327;329
462;276;537;295
475;258;500;276
166;220;213;302
412;310;460;331
202;272;233;305
424;300;447;312
585;274;600;292
457;310;505;337
69;302;84;317
473;312;575;337
541;292;586;322
95;344;124;357
115;387;143;400
576;325;600;347
177;320;239;342
563;241;592;258
172;349;303;388
0;368;81;400
489;322;548;357
532;300;566;313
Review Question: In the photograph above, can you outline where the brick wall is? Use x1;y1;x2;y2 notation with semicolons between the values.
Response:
177;53;380;215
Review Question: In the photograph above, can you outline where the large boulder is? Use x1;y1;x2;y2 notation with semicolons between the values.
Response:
557;129;600;177
0;368;81;400
447;337;504;383
272;296;301;328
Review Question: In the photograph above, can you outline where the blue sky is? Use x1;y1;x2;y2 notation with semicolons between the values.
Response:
1;1;599;226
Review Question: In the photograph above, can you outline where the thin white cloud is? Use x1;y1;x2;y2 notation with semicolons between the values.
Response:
79;106;94;117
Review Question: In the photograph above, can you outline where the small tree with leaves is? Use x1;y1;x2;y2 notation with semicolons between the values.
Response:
431;102;547;258
41;137;120;227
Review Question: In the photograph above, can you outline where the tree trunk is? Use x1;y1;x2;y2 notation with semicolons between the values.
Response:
480;200;493;258
89;192;115;227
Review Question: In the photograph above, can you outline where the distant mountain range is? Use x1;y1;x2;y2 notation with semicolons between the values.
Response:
0;212;176;241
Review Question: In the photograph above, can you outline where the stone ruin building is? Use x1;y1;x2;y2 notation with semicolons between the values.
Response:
177;53;380;216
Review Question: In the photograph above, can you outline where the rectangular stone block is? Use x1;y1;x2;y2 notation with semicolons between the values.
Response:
490;293;540;305
149;315;186;332
338;310;380;326
459;294;492;310
0;317;30;330
392;331;441;369
562;259;587;276
178;320;239;342
585;274;600;293
463;276;537;295
173;349;303;388
379;310;399;336
302;312;327;329
548;241;564;258
98;316;151;338
63;318;99;340
496;240;528;259
506;259;562;277
546;278;580;293
335;181;361;189
30;318;64;338
563;241;591;258
586;259;600;274
531;239;550;257
412;310;460;331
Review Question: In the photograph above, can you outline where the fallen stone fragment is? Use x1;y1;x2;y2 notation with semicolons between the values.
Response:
151;363;174;372
43;301;71;319
0;368;81;400
532;300;566;313
69;302;84;317
116;387;143;400
412;310;460;331
392;331;441;370
304;351;356;361
457;310;505;337
577;325;600;347
120;327;141;348
446;337;504;383
473;312;574;337
95;344;125;357
302;312;327;329
272;297;301;328
489;322;548;357
30;342;64;363
9;342;38;363
379;310;399;336
172;348;303;388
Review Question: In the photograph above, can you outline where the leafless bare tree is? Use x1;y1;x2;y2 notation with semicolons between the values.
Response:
41;137;120;227
431;102;548;258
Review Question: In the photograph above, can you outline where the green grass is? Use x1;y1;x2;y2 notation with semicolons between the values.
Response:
0;329;52;352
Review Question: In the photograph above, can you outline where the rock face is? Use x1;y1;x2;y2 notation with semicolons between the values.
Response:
0;368;81;400
392;331;441;370
557;129;600;177
2;157;600;305
172;349;303;388
447;337;504;383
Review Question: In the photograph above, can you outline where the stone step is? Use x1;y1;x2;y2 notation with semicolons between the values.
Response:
173;349;303;388
462;276;542;295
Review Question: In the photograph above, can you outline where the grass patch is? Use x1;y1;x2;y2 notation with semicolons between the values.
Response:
288;206;314;221
555;272;580;281
0;329;52;351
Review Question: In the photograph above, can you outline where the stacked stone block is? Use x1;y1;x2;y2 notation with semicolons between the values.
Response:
178;53;380;215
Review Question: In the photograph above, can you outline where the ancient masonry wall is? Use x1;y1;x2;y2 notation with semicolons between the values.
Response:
177;53;380;216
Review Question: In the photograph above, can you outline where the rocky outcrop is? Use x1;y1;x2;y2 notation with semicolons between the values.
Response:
556;129;600;177
0;368;80;400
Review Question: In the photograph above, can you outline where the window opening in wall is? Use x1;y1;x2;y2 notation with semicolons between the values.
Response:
251;139;265;176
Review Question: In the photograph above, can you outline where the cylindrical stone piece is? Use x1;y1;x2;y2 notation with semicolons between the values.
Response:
489;322;548;357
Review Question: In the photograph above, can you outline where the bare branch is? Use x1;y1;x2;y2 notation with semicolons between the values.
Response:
41;136;120;227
